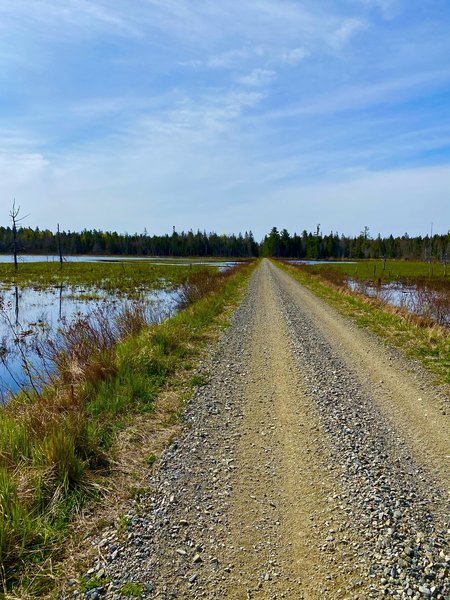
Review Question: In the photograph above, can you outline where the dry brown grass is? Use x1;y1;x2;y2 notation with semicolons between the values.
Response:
284;260;449;332
177;264;242;309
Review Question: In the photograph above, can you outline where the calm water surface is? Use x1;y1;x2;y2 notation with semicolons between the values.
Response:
348;279;449;326
0;285;180;398
0;255;239;269
0;257;241;398
288;260;357;265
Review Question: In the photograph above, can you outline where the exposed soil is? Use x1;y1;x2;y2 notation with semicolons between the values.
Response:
63;259;449;600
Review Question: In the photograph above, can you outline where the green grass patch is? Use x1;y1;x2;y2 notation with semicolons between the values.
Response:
0;260;214;292
116;515;132;535
80;574;110;593
145;453;158;466
277;260;450;384
299;258;449;285
189;374;208;387
119;582;144;597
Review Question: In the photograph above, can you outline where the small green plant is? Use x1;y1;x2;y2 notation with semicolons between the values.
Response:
145;453;158;466
119;582;144;597
130;485;148;499
80;574;108;592
116;515;132;535
189;374;208;387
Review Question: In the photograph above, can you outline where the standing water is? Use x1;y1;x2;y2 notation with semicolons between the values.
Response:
347;279;450;326
0;255;240;269
0;285;180;399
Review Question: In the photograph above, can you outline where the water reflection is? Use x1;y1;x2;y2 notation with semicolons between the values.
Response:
289;260;357;265
348;279;450;326
14;286;19;325
0;254;240;269
0;285;180;399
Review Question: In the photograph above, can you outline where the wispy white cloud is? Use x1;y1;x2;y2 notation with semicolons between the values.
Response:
238;69;276;87
179;47;264;70
0;151;48;194
262;164;450;237
0;0;142;38
181;45;309;72
0;1;326;52
207;48;263;69
265;68;450;119
330;18;367;48
351;0;402;19
280;47;309;66
0;129;44;152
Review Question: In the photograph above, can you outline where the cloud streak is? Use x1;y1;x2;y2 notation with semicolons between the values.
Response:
238;69;276;87
330;18;367;48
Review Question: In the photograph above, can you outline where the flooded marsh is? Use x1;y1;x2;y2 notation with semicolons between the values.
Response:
0;258;238;398
0;285;179;397
347;279;450;326
286;259;450;327
0;257;241;292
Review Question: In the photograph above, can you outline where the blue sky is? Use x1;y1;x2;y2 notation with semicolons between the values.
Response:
1;0;450;239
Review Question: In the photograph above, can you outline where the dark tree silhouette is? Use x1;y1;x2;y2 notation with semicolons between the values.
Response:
9;200;28;270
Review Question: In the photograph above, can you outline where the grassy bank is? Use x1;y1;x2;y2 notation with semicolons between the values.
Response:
0;261;256;595
277;260;450;384
298;258;449;285
0;261;222;292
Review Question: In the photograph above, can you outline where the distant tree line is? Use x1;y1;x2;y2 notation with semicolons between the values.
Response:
0;223;449;261
0;226;258;258
260;227;450;261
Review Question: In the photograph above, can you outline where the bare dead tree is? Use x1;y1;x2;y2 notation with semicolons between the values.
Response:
9;200;28;270
443;231;449;278
428;222;433;264
57;223;64;268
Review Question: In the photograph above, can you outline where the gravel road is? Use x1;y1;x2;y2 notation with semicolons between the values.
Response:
67;259;449;600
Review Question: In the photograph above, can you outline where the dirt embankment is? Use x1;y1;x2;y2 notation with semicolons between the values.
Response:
64;259;449;600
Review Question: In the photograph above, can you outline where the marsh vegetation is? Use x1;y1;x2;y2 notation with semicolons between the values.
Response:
288;259;450;327
0;257;252;592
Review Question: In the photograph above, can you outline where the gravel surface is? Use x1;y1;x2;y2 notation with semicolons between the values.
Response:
63;260;449;600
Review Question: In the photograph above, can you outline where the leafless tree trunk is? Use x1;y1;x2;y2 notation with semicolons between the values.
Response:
10;201;19;270
428;222;433;264
57;223;63;268
59;284;63;319
14;285;19;326
9;200;28;270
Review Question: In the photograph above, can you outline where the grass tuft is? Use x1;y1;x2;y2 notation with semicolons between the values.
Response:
119;582;144;597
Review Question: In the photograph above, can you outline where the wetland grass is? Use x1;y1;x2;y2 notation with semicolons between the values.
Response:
300;258;450;284
0;261;254;594
0;260;211;292
286;258;450;327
